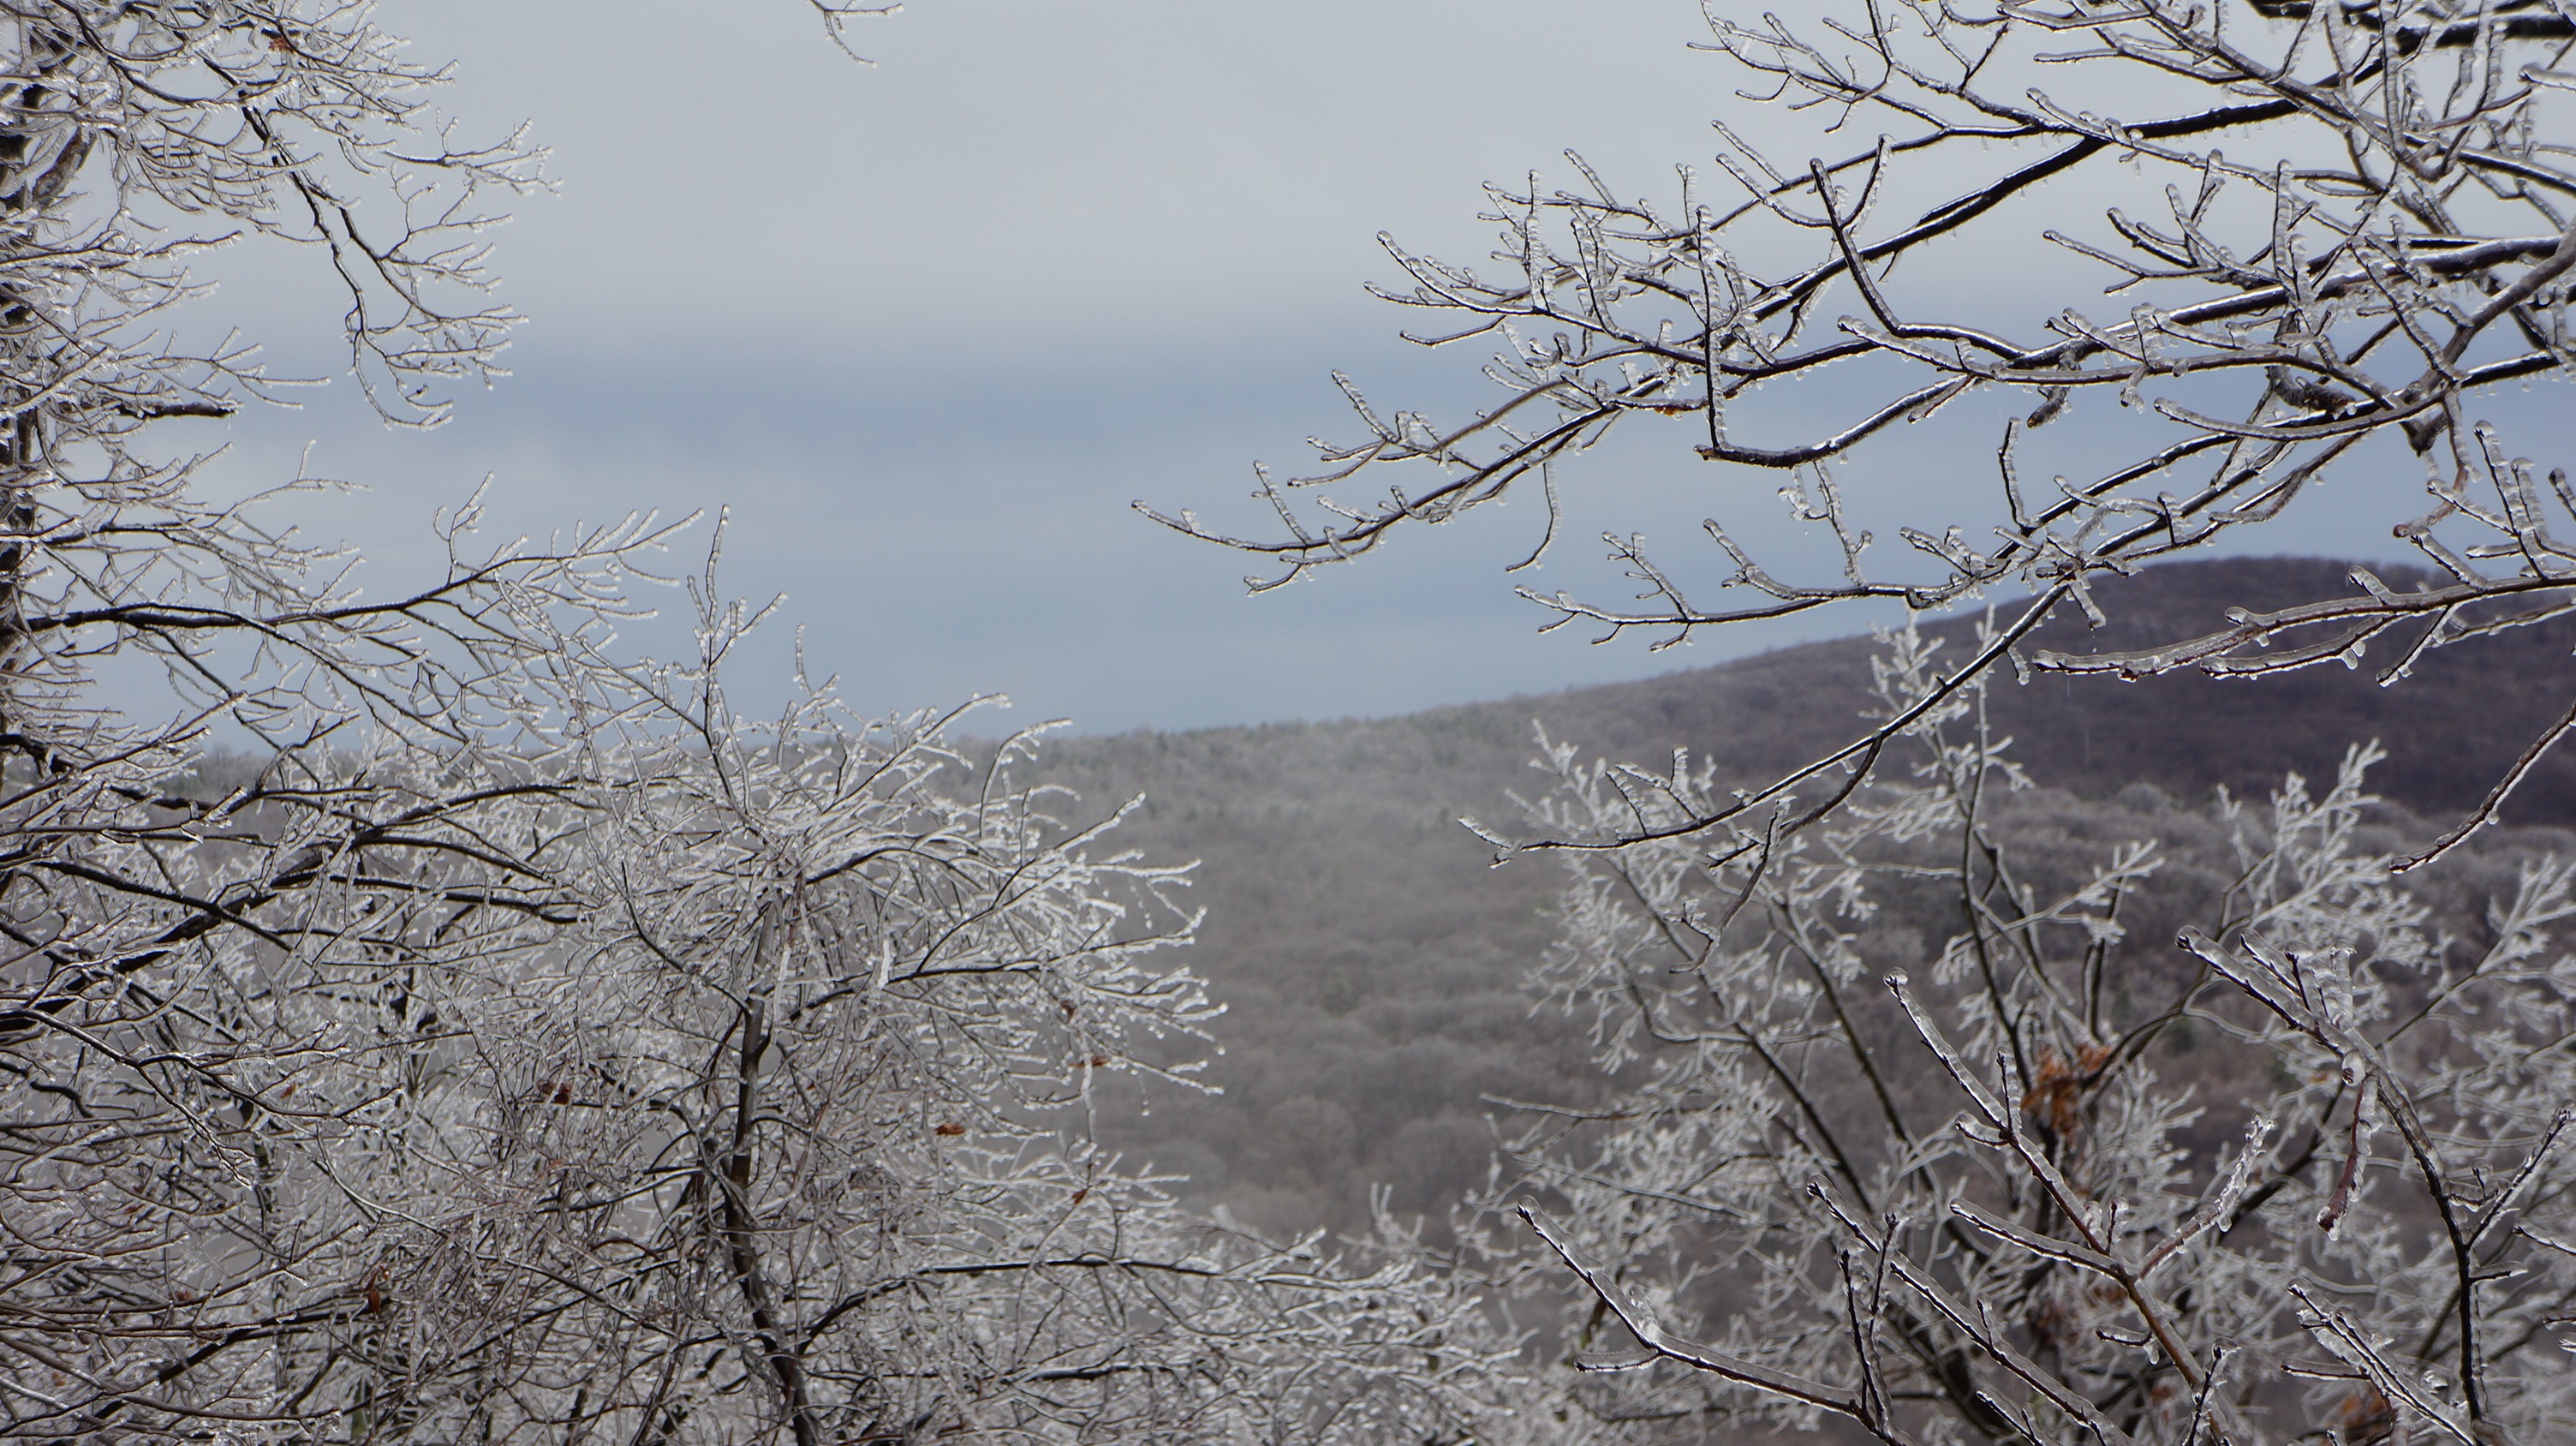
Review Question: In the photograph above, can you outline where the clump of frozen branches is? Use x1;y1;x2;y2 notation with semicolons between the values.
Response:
1467;625;2576;1443
1153;0;2576;860
3;573;1527;1443
355;584;1523;1445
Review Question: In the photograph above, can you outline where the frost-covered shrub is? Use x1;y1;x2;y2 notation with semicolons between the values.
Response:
1477;629;2576;1443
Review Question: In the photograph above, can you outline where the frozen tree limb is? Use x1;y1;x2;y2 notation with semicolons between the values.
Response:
1156;0;2576;850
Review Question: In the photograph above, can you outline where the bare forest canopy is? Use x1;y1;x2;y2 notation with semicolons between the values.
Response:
1030;556;2576;1239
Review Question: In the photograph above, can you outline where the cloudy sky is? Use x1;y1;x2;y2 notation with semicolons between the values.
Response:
183;0;2427;733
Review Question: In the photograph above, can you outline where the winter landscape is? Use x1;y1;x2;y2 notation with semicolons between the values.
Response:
9;3;2576;1443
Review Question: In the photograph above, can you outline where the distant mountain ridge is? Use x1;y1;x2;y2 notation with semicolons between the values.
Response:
1029;557;2573;1236
1385;554;2576;824
1942;556;2576;818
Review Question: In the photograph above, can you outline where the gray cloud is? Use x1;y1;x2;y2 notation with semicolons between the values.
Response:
173;0;2449;733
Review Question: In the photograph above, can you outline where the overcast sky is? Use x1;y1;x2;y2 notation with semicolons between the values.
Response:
181;0;2433;733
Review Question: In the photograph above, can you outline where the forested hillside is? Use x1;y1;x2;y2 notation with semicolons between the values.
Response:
1029;556;2576;1236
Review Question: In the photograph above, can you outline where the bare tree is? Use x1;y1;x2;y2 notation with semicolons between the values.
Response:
1470;630;2576;1443
0;8;1521;1443
0;13;631;1436
1148;0;2576;867
312;580;1520;1446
